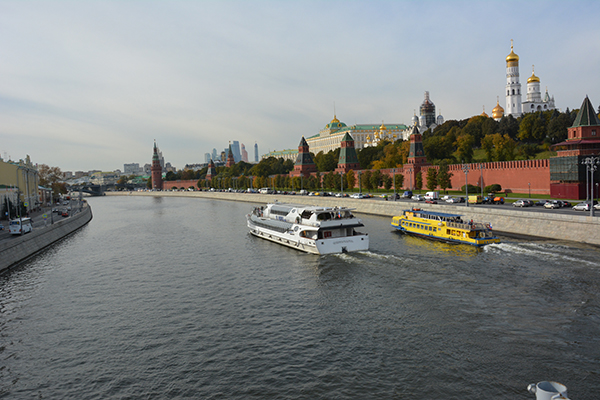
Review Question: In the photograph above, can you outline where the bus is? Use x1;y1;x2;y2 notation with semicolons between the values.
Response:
9;217;33;235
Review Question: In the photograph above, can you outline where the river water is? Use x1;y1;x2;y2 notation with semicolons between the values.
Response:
1;195;599;399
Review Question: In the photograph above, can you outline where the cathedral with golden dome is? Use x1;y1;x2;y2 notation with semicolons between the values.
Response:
501;40;555;119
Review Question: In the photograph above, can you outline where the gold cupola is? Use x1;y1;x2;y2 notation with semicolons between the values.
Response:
506;39;519;63
481;106;489;118
527;65;540;83
492;97;504;120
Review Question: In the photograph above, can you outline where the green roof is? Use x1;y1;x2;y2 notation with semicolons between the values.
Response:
572;96;600;127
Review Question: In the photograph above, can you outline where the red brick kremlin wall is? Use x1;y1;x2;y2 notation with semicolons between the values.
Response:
162;180;198;191
417;159;550;195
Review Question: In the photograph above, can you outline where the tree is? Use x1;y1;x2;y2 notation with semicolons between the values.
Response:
370;170;382;190
426;168;438;191
455;133;475;163
383;174;392;190
362;170;373;190
481;135;494;162
415;171;423;192
393;173;404;190
346;170;356;191
437;162;453;193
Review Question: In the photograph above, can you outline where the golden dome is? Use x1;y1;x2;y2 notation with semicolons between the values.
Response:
379;122;387;131
527;65;540;83
330;115;340;124
481;106;488;118
492;99;504;119
506;40;519;63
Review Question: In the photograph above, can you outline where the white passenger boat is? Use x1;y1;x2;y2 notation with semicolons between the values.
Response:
247;203;369;254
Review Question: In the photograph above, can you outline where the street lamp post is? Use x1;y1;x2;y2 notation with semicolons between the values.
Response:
358;171;362;194
462;163;470;207
392;169;396;201
479;163;485;198
582;156;600;217
340;172;344;197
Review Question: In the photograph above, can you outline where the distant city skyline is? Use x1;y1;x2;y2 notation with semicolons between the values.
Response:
1;1;599;171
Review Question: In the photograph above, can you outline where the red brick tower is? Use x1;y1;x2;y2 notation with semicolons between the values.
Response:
151;140;163;190
290;136;317;177
335;132;360;173
226;145;235;168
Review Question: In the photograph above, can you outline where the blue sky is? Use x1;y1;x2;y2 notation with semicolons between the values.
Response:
1;1;599;172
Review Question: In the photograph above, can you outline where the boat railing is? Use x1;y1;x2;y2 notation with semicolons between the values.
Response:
446;221;472;230
446;221;492;231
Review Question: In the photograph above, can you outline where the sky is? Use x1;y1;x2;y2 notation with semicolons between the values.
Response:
1;1;600;172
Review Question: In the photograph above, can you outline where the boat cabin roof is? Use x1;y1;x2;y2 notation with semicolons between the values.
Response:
268;203;354;214
405;209;463;219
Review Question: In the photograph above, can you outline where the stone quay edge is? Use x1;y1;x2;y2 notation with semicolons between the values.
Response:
0;204;93;273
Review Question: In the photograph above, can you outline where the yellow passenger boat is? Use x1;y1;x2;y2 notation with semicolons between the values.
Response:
391;208;500;247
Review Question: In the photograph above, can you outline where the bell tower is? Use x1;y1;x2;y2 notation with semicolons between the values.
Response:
505;39;522;117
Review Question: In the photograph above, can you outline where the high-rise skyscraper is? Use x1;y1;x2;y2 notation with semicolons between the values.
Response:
254;142;258;162
212;148;217;161
231;141;241;163
204;153;211;164
241;143;248;162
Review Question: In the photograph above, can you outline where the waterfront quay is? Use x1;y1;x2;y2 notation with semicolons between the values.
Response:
0;202;93;272
109;191;600;246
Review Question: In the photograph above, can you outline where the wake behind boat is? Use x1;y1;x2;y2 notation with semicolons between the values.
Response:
247;203;369;254
391;208;500;246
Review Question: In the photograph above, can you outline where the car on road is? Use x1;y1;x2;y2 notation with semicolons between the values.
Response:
534;200;547;206
412;194;425;201
513;199;527;207
401;191;413;198
425;199;437;204
350;193;364;199
544;200;561;209
573;202;591;211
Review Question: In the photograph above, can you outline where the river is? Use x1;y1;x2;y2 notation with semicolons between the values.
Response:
1;195;598;399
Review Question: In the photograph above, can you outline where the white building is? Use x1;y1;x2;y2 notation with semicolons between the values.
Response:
504;40;555;118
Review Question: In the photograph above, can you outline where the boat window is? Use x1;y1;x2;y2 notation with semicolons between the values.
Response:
301;211;313;219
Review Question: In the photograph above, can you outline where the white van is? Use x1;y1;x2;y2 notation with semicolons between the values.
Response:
9;217;33;235
259;188;274;194
424;191;440;200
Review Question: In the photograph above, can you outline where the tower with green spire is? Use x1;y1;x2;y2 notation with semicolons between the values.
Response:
550;96;600;199
335;132;360;173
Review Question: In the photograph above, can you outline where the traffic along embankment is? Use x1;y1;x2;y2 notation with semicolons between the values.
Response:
109;191;600;246
0;204;93;272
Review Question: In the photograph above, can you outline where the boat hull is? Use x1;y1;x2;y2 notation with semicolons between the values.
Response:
248;217;369;255
391;210;500;247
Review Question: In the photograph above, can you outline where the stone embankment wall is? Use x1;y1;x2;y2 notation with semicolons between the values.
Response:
109;192;600;246
0;204;93;272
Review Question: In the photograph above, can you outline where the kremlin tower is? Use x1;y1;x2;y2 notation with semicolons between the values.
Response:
151;140;163;190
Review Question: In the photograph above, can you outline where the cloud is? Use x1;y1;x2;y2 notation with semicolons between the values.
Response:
1;0;599;171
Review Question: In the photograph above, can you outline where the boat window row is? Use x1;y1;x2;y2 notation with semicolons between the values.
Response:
401;221;437;232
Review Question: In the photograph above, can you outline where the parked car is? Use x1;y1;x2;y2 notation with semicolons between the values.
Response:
425;199;438;204
544;200;561;209
595;203;600;210
412;194;425;201
573;202;590;211
401;190;413;198
445;196;455;203
350;193;364;199
534;200;547;206
447;197;462;203
513;199;527;207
